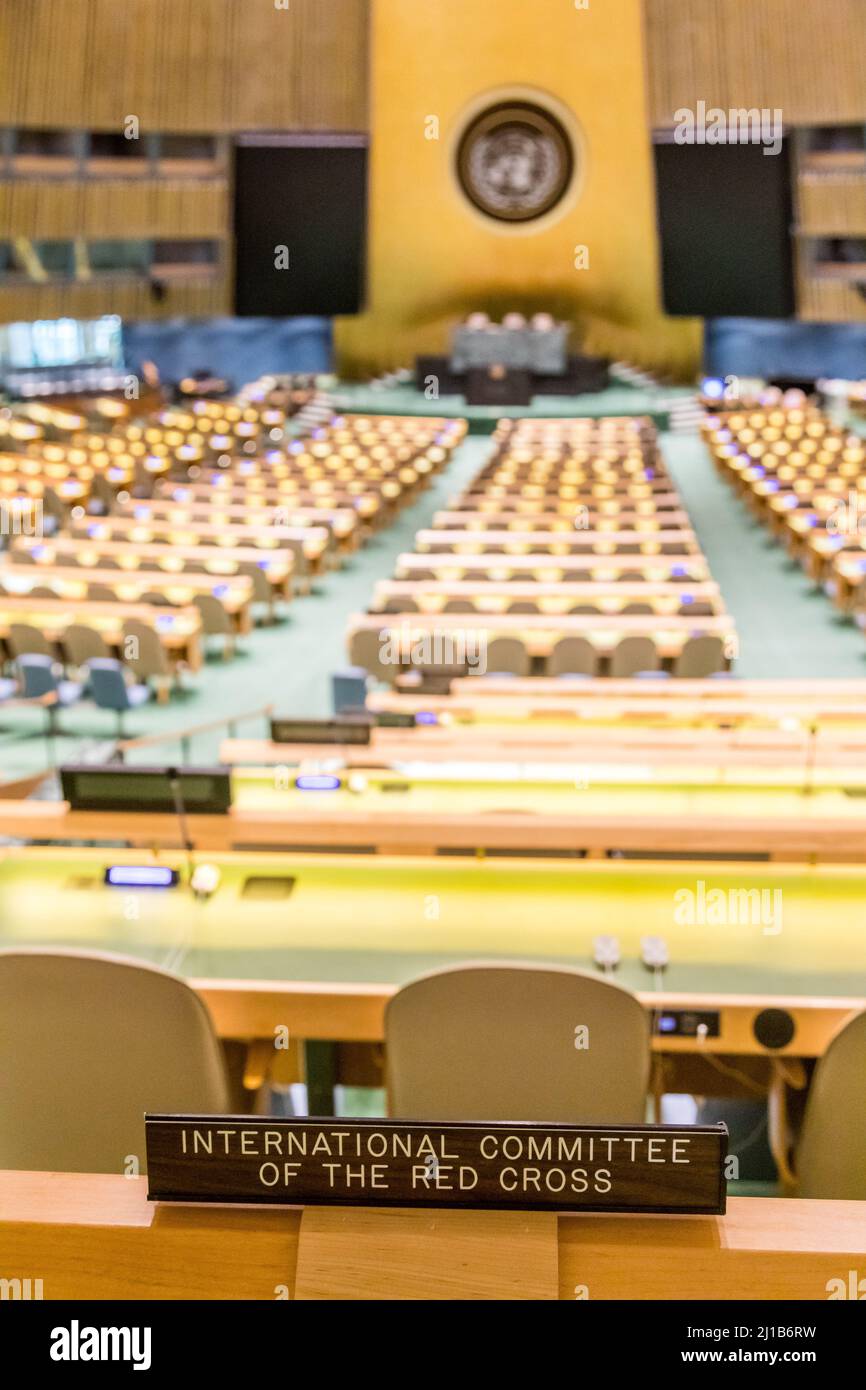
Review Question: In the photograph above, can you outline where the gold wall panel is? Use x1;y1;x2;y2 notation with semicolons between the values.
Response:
797;175;866;238
336;0;699;381
0;279;229;322
0;181;228;240
647;0;866;128
0;0;368;133
798;276;866;324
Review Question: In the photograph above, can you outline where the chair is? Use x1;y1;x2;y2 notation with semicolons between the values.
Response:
17;654;82;711
61;623;112;675
332;667;369;716
87;657;151;736
349;625;398;684
86;583;119;602
485;636;530;676
673;634;726;677
121;619;174;703
381;597;418;613
679;601;715;617
28;585;58;599
795;1011;866;1199
547;636;599;676
0;948;229;1172
610;636;659;678
141;590;170;606
442;598;477;613
194;593;236;660
7;623;53;660
621;603;654;615
569;603;599;614
386;963;650;1122
507;600;539;614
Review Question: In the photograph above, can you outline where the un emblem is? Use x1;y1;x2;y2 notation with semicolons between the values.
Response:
456;100;575;223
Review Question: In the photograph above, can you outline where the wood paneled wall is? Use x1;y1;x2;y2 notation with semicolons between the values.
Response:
797;276;866;324
646;0;866;128
0;181;228;240
0;279;229;320
797;175;866;238
0;0;368;133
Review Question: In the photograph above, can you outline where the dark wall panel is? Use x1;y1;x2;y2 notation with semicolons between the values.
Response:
234;138;367;317
654;141;795;319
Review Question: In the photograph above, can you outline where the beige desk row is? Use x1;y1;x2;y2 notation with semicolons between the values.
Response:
2;1173;863;1300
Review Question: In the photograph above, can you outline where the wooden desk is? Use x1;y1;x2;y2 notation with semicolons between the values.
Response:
371;578;723;617
122;497;362;548
0;562;253;633
0;596;202;668
372;676;866;730
70;516;333;571
11;535;294;606
394;553;711;582
348;610;735;663
433;507;693;531
415;528;700;556
2;1173;863;1300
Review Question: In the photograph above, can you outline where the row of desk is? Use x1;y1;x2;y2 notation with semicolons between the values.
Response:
349;416;735;678
3;1171;863;1300
707;406;866;617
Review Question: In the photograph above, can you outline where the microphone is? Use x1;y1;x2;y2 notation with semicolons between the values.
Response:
166;765;196;889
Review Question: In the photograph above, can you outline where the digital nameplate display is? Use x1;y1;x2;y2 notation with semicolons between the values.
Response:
146;1116;727;1215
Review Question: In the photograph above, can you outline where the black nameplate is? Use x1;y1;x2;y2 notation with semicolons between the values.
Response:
146;1116;727;1215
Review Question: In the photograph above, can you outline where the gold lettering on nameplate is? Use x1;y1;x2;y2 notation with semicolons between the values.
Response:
147;1117;727;1215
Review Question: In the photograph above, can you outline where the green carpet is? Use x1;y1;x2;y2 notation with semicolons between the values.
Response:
2;423;864;781
332;379;694;431
0;437;492;778
662;434;866;679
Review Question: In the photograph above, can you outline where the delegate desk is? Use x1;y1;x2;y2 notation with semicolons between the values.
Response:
371;676;866;726
432;507;693;531
0;563;254;634
0;846;864;1116
0;596;202;669
347;611;735;664
414;528;700;556
12;535;294;609
828;549;866;610
218;725;866;783
70;515;334;575
3;763;866;856
119;496;362;550
370;579;723;615
393;553;712;582
3;1172;864;1300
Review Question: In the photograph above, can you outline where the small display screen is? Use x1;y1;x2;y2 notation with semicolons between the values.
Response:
374;711;417;729
270;718;372;746
295;774;342;791
61;766;233;814
104;866;180;889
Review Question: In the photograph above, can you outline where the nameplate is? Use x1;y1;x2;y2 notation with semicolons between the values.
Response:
146;1116;727;1215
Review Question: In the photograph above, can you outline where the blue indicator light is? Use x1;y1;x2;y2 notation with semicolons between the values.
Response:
656;1013;677;1034
415;711;438;725
295;774;341;791
105;865;179;888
